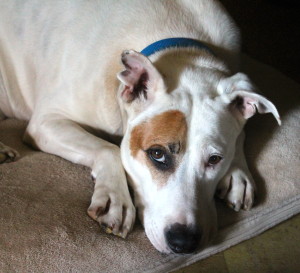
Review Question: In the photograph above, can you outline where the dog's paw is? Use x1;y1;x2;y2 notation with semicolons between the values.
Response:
87;187;136;238
0;142;19;164
217;166;256;211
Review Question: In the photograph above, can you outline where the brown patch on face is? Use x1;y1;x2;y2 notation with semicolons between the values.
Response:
130;110;187;186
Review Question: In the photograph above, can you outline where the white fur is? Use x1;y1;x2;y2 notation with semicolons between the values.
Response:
0;0;279;253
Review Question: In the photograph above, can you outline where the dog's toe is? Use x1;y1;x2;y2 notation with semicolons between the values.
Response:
88;189;136;238
87;196;110;220
0;143;19;164
217;167;255;212
243;183;255;210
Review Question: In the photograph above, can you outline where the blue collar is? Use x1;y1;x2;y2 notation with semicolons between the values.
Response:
140;37;213;57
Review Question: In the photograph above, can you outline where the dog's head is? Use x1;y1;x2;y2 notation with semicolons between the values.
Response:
117;50;280;254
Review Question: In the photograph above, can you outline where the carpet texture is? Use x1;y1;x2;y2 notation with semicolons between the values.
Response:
0;55;299;273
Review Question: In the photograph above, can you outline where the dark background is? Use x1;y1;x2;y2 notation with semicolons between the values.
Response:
221;0;300;83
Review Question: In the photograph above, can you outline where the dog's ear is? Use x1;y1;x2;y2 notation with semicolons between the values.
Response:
218;73;281;125
117;50;165;103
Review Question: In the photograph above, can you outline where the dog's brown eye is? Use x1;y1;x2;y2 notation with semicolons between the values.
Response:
208;155;222;165
146;147;174;171
149;149;166;163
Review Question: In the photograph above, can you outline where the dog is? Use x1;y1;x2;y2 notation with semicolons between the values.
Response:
0;0;280;254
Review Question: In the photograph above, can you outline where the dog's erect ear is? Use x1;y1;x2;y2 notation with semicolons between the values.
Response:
117;50;165;103
218;73;281;125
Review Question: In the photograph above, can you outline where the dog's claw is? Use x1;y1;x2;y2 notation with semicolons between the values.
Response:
120;226;131;239
243;195;254;211
227;200;241;212
117;231;127;239
104;226;113;234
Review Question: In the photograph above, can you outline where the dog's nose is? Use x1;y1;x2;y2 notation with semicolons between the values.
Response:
165;223;201;254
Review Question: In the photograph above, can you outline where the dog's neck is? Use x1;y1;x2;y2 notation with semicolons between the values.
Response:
143;38;229;91
140;38;214;58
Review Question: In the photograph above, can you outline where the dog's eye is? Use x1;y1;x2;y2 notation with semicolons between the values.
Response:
208;155;222;166
148;148;166;163
146;146;174;171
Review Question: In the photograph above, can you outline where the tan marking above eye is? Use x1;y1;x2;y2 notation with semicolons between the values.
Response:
129;110;187;187
130;110;187;157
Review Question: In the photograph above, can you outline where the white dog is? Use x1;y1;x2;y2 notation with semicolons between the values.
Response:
0;0;280;254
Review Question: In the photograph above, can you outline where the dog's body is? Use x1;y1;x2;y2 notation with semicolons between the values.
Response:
0;0;280;254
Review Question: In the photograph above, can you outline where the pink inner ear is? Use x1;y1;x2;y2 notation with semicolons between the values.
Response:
120;69;148;102
232;96;257;119
118;50;165;104
120;53;146;87
228;91;281;124
121;85;134;102
120;58;147;88
242;97;257;119
120;70;140;86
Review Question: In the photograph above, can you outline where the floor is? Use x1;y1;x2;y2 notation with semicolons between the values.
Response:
173;215;300;273
175;1;300;272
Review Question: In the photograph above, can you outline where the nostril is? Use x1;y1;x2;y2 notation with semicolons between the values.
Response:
165;223;201;254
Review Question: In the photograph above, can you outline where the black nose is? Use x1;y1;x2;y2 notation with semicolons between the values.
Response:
165;223;201;254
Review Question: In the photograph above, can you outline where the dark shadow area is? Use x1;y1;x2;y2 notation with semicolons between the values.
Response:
221;0;300;84
219;0;300;208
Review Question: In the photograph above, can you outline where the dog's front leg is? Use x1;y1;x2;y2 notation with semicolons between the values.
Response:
217;131;256;211
25;117;136;238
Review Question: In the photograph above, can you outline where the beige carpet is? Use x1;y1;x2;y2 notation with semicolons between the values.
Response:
0;55;299;273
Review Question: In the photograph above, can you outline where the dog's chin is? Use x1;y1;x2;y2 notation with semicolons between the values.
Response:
143;218;214;254
139;204;218;254
148;237;171;254
144;226;214;254
144;221;172;254
143;217;218;254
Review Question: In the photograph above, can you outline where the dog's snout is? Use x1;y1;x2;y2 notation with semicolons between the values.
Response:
165;223;201;254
